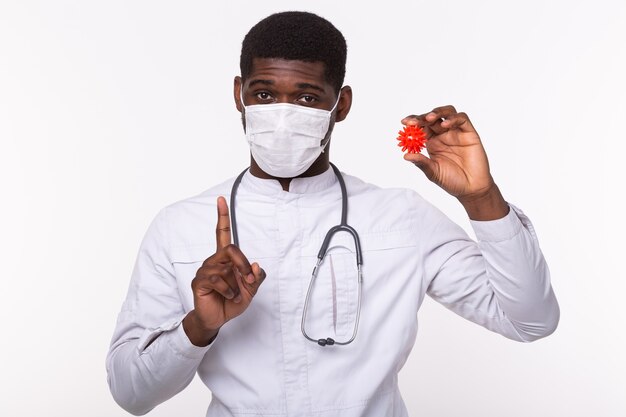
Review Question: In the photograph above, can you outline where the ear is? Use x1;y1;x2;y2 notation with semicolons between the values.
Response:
335;86;353;123
234;76;243;113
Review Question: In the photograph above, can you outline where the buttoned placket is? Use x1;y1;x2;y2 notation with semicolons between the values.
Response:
237;168;338;415
275;190;313;414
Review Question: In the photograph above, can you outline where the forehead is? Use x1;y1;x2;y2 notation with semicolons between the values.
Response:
245;58;330;88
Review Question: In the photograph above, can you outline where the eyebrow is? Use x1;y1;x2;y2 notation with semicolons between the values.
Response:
248;79;274;87
295;82;325;93
247;79;326;93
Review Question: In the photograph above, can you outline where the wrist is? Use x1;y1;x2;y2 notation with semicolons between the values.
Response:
182;310;220;347
458;183;509;221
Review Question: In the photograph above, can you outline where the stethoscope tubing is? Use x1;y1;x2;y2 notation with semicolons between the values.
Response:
229;163;363;346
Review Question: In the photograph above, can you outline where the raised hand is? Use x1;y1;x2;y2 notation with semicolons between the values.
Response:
402;105;509;220
183;196;266;346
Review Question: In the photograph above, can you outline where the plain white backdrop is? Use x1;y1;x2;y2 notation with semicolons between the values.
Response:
1;1;625;416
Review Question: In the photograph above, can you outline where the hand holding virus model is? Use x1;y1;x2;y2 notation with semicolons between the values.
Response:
397;107;506;217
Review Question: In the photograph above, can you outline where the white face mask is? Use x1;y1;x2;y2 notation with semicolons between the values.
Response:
241;89;340;178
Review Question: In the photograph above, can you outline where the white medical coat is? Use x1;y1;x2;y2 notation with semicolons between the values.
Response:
107;167;559;416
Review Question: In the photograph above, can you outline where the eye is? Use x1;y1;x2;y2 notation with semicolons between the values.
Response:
297;95;318;105
255;91;274;102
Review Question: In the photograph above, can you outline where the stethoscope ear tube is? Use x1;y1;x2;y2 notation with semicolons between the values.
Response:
230;168;249;247
317;224;363;267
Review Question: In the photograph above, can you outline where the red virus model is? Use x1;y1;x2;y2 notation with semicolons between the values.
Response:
397;124;427;154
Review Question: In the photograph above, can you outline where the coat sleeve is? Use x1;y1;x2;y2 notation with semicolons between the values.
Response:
419;199;560;342
106;207;212;415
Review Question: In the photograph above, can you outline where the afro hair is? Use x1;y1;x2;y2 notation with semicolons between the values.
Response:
240;11;347;93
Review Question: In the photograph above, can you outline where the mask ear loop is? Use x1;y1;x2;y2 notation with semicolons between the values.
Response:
321;90;342;153
239;84;247;111
330;90;342;113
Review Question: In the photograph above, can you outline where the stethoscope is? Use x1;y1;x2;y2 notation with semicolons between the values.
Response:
230;163;363;347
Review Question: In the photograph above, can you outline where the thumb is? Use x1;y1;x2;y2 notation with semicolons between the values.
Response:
239;262;266;300
404;153;439;183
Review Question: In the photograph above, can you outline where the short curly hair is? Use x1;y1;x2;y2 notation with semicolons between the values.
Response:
240;11;347;93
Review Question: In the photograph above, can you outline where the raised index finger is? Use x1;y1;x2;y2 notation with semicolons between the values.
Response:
215;196;231;250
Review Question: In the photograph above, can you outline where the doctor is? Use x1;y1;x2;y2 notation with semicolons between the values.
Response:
107;11;559;417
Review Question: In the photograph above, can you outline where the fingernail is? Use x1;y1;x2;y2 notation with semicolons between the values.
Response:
233;294;242;303
246;273;255;284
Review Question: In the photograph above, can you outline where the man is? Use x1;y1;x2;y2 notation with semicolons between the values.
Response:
107;11;559;417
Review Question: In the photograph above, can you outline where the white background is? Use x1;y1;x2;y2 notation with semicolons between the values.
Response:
1;1;625;416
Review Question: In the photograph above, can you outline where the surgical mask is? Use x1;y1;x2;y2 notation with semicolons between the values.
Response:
241;89;340;178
